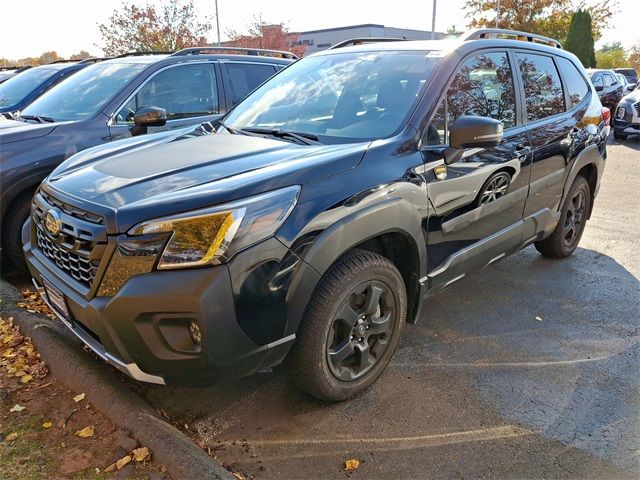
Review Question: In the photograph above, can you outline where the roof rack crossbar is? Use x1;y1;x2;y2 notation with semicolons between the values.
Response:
170;46;298;60
460;29;562;48
115;51;174;58
328;37;408;50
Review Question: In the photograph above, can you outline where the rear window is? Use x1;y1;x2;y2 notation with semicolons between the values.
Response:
556;57;589;109
517;53;565;122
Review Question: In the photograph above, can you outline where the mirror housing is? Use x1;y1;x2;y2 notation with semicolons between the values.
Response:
443;115;504;165
132;106;167;136
594;85;604;92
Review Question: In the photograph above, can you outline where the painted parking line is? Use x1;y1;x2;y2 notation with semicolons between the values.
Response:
390;355;610;368
216;425;535;460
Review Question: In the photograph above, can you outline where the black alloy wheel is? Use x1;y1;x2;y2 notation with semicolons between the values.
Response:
326;281;396;381
287;249;406;402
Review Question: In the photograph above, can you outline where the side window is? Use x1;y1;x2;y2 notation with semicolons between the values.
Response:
426;51;516;145
517;53;565;122
224;63;277;107
556;57;589;109
591;74;603;87
604;73;616;86
115;64;218;124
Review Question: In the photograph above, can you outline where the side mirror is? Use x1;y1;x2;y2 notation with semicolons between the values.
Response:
131;106;167;136
594;85;604;92
443;115;504;165
627;85;635;92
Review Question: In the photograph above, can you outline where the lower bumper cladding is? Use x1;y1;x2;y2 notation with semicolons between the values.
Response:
33;279;166;385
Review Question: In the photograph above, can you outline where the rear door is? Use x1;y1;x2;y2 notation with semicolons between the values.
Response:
423;50;532;291
515;52;582;221
109;62;223;141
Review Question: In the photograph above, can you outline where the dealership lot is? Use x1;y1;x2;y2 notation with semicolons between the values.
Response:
134;138;639;479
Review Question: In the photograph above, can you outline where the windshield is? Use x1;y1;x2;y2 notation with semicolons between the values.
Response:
0;66;61;109
21;62;147;122
224;51;441;143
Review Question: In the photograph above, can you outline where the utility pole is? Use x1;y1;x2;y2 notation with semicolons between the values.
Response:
495;0;501;28
431;0;437;39
215;0;221;46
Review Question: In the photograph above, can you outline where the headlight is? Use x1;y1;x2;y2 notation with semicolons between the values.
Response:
616;106;626;120
128;186;300;269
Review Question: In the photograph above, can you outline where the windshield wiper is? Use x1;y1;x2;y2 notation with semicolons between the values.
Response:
20;114;55;124
217;120;265;138
244;128;322;145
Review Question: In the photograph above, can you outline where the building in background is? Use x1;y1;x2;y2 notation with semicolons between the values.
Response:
293;24;446;55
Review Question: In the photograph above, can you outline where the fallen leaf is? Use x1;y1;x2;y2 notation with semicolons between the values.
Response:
75;426;94;438
9;404;25;412
344;458;360;471
73;393;85;403
535;315;543;322
42;421;53;429
21;374;33;384
133;447;150;462
232;473;245;480
116;455;132;470
104;463;117;473
5;432;18;441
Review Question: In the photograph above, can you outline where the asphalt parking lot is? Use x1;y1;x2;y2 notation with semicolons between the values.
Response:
138;136;639;479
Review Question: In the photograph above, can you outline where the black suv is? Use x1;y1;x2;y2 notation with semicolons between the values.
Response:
586;68;624;110
0;48;294;265
24;30;608;401
613;67;638;90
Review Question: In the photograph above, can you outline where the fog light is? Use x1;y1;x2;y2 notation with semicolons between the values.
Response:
188;321;202;345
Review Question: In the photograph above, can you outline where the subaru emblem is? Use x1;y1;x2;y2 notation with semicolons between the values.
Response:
44;209;62;237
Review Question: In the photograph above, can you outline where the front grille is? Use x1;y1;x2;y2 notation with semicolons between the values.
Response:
36;227;99;285
634;102;640;116
32;190;107;290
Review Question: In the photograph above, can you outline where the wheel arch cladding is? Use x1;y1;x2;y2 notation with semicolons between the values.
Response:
287;197;427;332
561;143;602;220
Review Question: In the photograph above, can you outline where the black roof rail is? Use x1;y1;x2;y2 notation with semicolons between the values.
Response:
170;46;298;60
328;37;408;50
460;28;562;48
78;57;112;64
49;59;78;64
0;66;20;71
115;51;174;58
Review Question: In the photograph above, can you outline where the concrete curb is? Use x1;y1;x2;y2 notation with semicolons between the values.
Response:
0;280;233;480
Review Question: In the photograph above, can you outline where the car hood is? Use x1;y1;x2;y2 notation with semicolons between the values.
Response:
620;89;640;104
0;119;57;143
47;127;369;233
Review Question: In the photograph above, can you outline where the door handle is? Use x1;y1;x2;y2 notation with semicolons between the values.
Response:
512;144;532;160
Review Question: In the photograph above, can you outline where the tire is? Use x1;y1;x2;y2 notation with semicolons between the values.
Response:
287;249;407;402
534;175;591;259
1;190;33;270
613;130;627;140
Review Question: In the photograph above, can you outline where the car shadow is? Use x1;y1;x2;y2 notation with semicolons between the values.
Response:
142;245;639;475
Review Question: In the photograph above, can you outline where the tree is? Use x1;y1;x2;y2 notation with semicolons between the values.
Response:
98;0;211;56
70;50;92;60
565;10;596;67
225;16;305;57
464;0;617;42
595;43;628;69
38;51;61;65
628;42;640;74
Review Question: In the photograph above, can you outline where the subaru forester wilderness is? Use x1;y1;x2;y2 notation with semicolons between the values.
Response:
24;30;608;401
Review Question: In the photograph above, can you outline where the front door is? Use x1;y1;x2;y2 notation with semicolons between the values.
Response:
109;62;222;141
422;50;532;292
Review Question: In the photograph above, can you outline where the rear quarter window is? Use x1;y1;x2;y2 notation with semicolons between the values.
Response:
556;57;589;109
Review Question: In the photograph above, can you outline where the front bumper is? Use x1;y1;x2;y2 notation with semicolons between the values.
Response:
24;226;297;386
613;102;640;135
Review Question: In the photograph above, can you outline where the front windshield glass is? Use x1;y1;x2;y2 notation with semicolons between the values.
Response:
224;51;441;143
0;67;60;109
21;62;147;122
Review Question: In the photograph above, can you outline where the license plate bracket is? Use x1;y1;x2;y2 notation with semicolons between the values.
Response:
41;278;70;321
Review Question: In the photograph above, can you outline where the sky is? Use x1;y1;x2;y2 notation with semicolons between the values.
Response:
0;0;638;59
